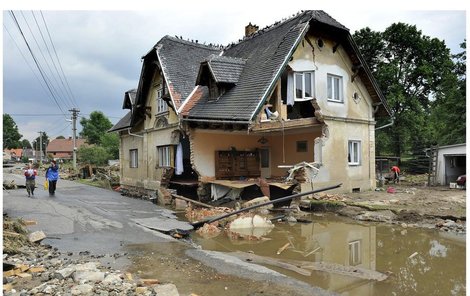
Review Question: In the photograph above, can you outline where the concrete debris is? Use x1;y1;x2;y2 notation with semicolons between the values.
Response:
196;223;221;238
286;162;320;183
28;231;46;243
312;193;347;202
241;196;273;211
185;206;232;223
226;214;274;239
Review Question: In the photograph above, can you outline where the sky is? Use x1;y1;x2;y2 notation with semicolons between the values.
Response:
1;1;467;145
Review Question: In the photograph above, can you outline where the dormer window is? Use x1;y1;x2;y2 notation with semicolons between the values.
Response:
294;71;315;101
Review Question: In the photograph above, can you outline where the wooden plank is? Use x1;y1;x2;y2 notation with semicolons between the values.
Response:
230;251;311;276
172;194;213;209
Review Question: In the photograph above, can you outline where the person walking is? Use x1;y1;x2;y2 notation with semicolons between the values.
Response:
391;165;400;184
45;160;60;196
24;163;37;197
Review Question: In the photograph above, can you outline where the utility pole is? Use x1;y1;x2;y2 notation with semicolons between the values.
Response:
69;108;80;171
38;131;43;164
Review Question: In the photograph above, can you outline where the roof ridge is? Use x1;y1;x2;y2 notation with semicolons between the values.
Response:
162;35;224;51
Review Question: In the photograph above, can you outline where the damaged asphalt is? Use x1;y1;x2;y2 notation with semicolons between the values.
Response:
2;172;336;296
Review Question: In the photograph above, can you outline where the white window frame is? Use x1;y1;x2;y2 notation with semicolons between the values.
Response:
156;87;168;114
157;146;171;167
129;149;138;168
327;74;343;103
293;71;315;101
348;140;361;166
348;240;362;266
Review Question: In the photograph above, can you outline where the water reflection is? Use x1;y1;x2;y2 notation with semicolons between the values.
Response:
192;214;466;296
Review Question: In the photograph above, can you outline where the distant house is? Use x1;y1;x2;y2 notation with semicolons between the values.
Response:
3;148;23;161
111;10;391;198
46;138;87;161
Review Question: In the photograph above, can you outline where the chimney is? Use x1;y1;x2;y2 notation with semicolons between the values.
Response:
245;22;259;37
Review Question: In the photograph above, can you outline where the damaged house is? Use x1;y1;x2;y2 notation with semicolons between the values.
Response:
109;10;391;201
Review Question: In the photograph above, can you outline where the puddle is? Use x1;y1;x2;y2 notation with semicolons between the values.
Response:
190;213;466;296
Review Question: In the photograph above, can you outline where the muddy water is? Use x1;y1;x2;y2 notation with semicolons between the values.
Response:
192;214;466;296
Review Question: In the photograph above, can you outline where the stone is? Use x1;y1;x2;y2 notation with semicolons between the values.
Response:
102;273;122;284
29;267;46;273
174;199;188;210
140;279;160;286
153;283;180;296
136;286;149;294
73;271;105;283
28;231;46;243
71;283;94;295
54;267;75;279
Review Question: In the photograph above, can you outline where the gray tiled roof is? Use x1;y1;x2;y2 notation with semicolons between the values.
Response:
122;89;137;109
187;11;317;121
109;111;132;132
156;37;221;108
204;54;246;84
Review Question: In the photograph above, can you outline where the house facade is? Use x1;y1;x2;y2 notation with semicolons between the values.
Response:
110;11;390;199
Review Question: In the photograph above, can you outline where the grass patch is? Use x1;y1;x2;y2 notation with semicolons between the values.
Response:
76;179;112;190
302;200;346;211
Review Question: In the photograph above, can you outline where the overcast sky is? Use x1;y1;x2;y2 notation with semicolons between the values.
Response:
1;2;467;144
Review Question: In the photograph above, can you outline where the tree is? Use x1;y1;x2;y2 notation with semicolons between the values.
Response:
80;111;113;145
78;145;109;166
429;41;466;146
100;133;119;159
56;135;65;139
3;114;22;149
21;139;32;149
32;132;50;153
353;23;455;158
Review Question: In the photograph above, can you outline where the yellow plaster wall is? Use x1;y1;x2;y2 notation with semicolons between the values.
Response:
192;129;322;178
289;33;374;122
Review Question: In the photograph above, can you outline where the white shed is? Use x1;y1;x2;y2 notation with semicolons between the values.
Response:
431;143;466;185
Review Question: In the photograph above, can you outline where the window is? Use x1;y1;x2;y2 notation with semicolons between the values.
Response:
130;149;138;168
156;87;168;114
294;71;314;101
348;140;361;165
157;146;172;167
348;240;362;266
296;141;308;152
327;74;343;102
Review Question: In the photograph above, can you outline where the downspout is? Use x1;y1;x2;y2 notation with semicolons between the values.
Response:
127;128;144;138
375;118;394;131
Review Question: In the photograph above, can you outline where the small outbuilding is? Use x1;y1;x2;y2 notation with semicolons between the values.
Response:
427;143;466;186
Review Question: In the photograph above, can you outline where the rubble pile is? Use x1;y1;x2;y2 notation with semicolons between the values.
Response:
2;217;181;296
195;223;221;238
435;219;466;234
312;193;347;202
185;206;232;223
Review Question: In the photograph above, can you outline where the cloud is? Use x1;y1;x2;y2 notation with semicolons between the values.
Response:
2;9;466;143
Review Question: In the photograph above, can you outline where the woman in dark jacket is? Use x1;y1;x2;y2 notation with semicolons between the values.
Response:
45;160;60;196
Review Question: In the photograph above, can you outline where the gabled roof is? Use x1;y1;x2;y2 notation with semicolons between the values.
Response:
197;54;246;84
156;37;222;110
122;89;137;110
109;111;132;132
184;10;390;122
46;138;87;152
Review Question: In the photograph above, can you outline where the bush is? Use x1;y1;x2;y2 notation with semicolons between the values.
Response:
78;146;110;166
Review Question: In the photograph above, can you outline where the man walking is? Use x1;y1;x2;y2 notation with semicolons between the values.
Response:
24;163;37;197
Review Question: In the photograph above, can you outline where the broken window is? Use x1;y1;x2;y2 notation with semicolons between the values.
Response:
348;240;362;266
294;71;315;101
348;140;361;166
327;74;343;103
157;145;173;167
130;149;138;168
296;141;308;152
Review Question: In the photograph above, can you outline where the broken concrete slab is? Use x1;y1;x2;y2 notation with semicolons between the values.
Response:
28;231;46;243
152;283;180;296
133;217;194;232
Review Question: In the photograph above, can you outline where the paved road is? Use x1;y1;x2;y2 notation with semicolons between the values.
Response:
2;170;335;296
3;172;184;254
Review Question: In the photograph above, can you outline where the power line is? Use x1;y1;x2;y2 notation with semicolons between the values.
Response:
31;11;75;109
40;11;79;108
9;10;68;117
19;11;71;111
